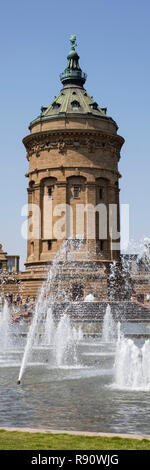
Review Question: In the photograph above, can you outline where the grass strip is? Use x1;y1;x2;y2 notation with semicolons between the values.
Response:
0;430;150;450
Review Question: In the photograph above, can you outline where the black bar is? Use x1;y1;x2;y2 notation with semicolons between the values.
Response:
0;450;149;467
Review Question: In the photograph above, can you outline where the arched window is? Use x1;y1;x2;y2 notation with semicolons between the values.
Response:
89;102;98;110
52;102;61;109
71;100;80;110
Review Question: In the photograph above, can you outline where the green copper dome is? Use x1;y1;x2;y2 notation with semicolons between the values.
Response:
29;35;117;130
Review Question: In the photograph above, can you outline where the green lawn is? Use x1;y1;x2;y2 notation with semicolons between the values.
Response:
0;430;149;450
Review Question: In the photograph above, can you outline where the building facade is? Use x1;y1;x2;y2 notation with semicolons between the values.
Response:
0;244;19;273
23;35;124;278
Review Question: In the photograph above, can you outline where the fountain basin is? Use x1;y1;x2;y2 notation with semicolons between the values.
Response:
0;324;150;435
1;280;150;435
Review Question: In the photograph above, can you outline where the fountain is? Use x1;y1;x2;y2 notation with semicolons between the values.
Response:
113;322;150;391
84;294;95;302
0;300;12;350
18;240;84;383
102;305;116;342
54;314;82;368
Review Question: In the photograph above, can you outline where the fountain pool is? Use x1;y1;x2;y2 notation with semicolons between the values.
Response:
0;308;150;435
1;240;150;435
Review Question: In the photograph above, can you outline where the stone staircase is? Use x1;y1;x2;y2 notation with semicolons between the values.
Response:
52;301;150;322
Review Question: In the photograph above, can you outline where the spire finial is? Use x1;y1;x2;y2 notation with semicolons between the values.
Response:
60;35;87;87
70;34;77;50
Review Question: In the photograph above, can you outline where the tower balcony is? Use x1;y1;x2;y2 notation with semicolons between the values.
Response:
60;69;87;86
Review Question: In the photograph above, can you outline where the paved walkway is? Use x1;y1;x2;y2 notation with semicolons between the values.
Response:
0;427;150;441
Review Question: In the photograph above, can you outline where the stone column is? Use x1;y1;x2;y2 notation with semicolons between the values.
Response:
32;184;41;262
108;183;120;260
86;182;97;259
26;187;32;260
53;181;67;254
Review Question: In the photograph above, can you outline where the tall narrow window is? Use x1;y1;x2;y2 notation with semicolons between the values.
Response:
100;240;104;251
48;187;52;198
48;240;52;250
74;186;79;198
99;188;103;199
31;241;34;254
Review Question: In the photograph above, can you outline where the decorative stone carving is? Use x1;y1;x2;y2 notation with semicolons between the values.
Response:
57;141;66;154
75;168;80;176
24;131;123;160
87;139;95;153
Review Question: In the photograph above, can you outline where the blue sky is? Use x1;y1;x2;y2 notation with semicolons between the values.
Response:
0;0;150;269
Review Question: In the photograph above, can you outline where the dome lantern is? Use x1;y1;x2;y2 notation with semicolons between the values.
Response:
60;34;87;87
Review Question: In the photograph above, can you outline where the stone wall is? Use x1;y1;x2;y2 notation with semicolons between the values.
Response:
1;266;150;306
23;116;123;272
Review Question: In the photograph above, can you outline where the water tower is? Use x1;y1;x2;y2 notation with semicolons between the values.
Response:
22;35;124;300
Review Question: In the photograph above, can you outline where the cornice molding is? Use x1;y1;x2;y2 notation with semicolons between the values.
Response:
23;129;124;159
